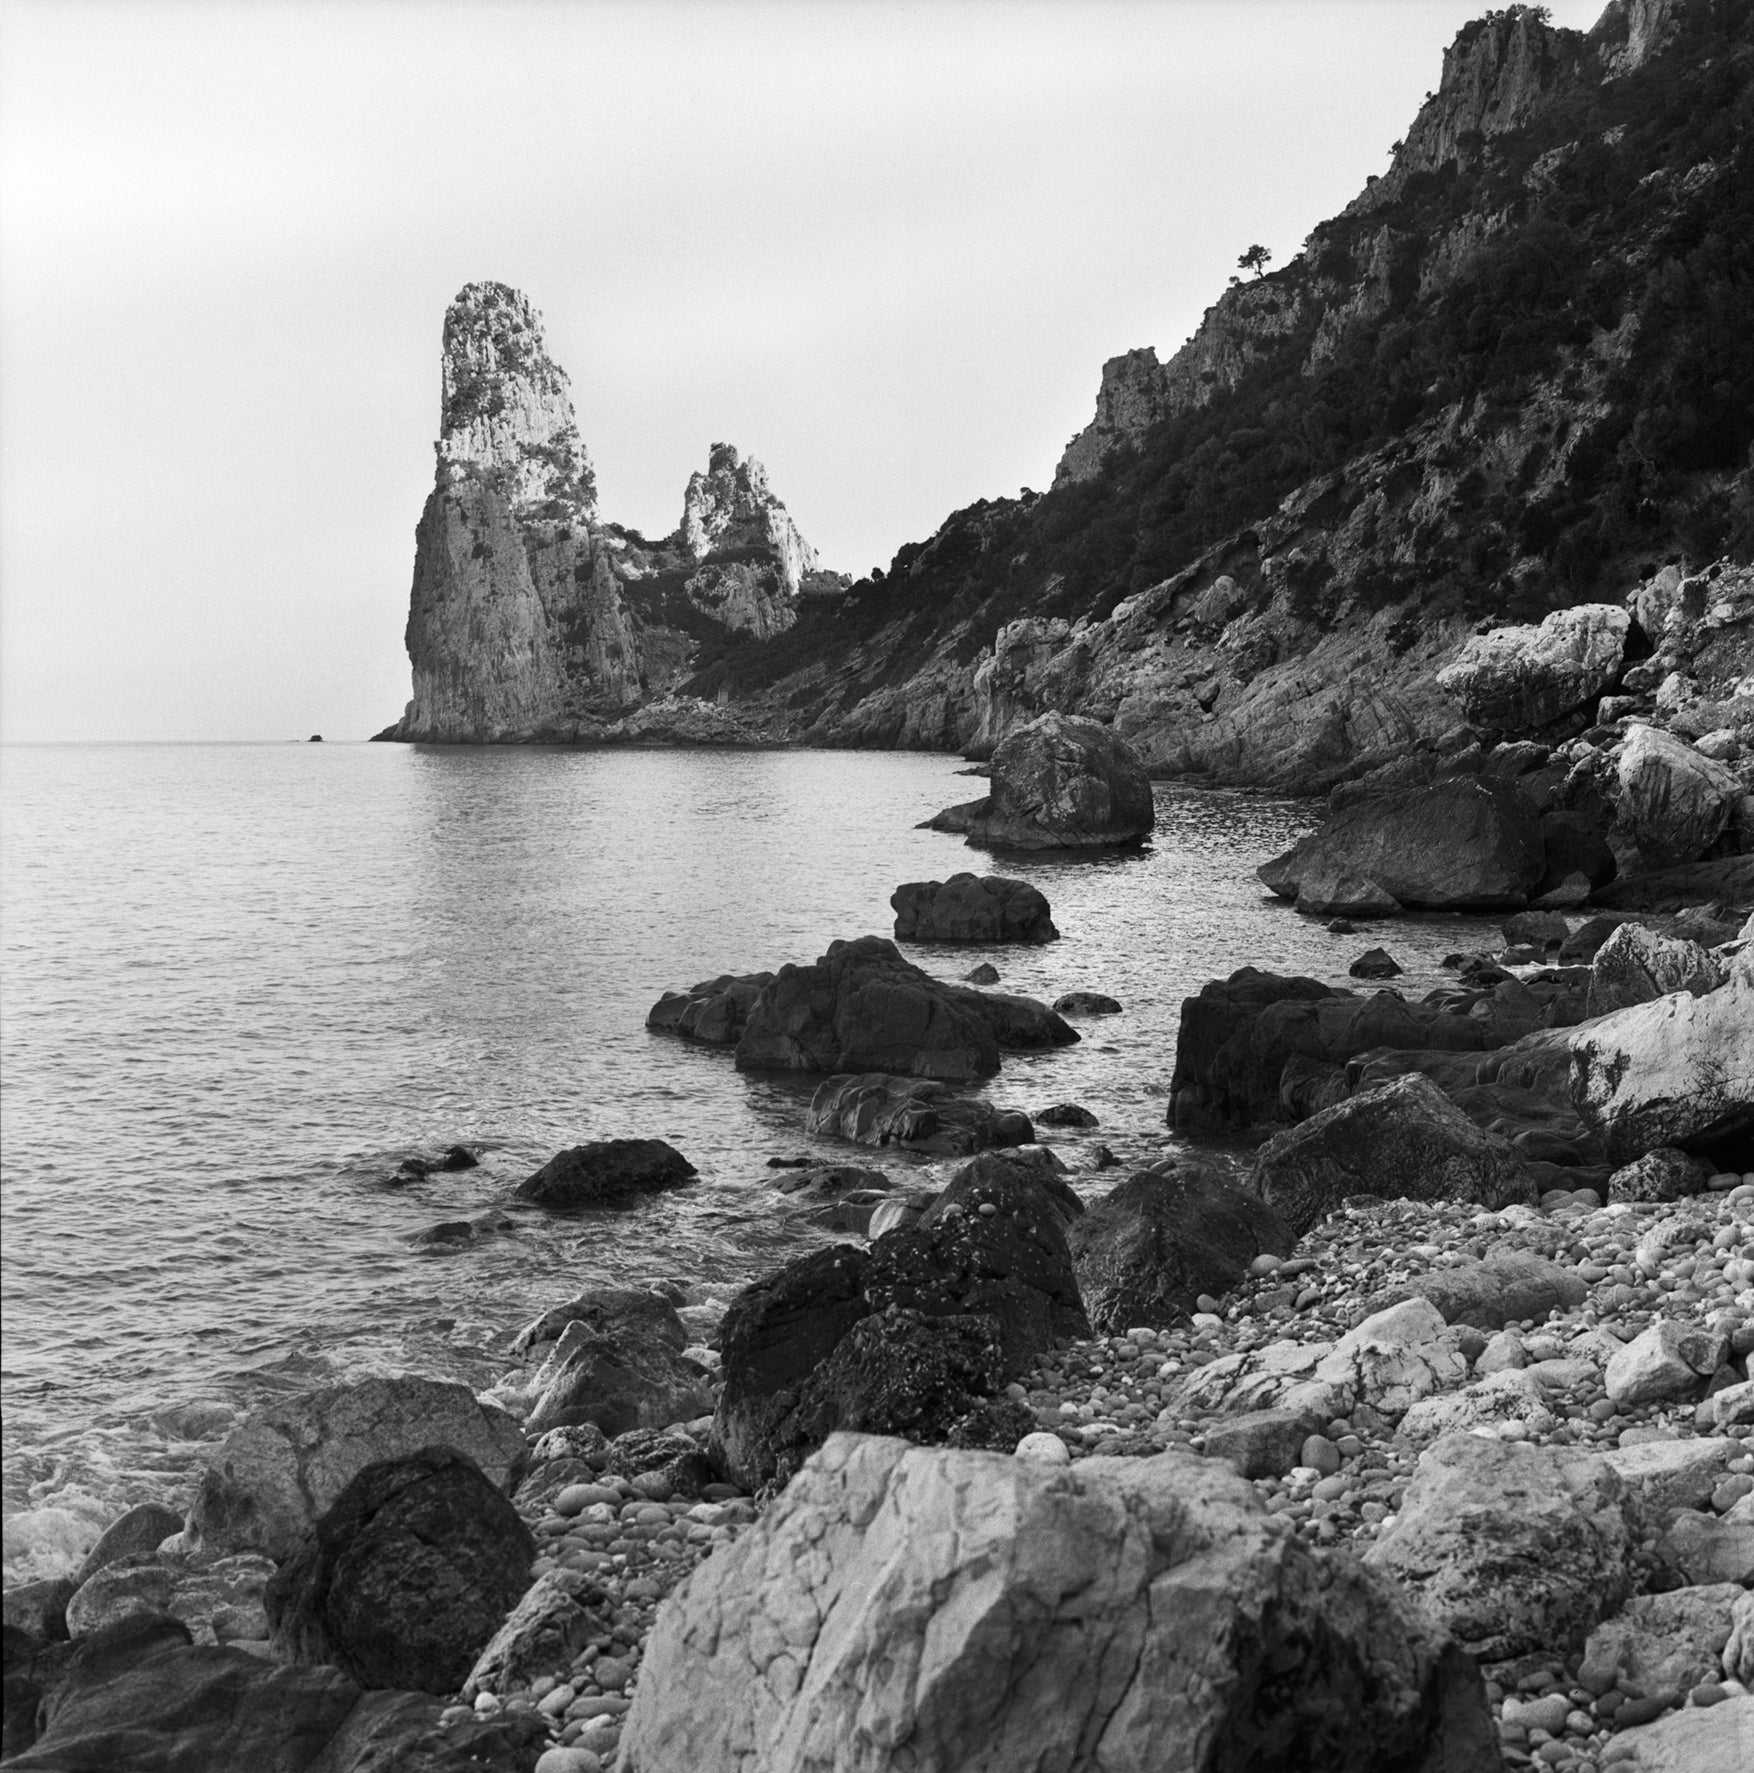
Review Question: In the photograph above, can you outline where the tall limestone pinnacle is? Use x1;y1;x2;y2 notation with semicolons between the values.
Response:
379;286;837;743
438;282;597;517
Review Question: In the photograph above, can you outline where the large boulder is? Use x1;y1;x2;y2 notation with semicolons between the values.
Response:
1586;919;1725;1017
711;1156;1086;1490
515;1137;697;1208
1616;723;1742;867
4;1612;545;1773
1259;779;1547;911
1366;1433;1633;1661
65;1551;275;1645
510;1285;690;1360
265;1448;535;1693
923;712;1155;850
618;1434;1501;1773
645;972;772;1045
522;1314;714;1438
190;1377;526;1562
892;873;1059;944
1066;1162;1293;1332
805;1073;1035;1156
734;936;1075;1081
1250;1073;1538;1237
1435;604;1629;731
1569;947;1754;1163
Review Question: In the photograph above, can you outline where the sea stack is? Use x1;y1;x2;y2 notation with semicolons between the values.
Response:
379;283;835;743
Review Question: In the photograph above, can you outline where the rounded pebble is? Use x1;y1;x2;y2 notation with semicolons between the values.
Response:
534;1749;601;1773
1014;1431;1072;1465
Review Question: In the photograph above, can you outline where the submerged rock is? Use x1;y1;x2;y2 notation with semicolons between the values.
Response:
804;1073;1035;1156
923;712;1155;850
891;873;1058;944
619;1433;1500;1773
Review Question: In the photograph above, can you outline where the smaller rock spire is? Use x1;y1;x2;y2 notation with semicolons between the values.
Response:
681;443;820;596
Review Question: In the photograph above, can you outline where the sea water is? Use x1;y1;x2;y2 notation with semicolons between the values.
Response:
0;741;1508;1584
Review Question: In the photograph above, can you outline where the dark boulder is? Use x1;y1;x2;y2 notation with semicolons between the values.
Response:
921;712;1155;850
769;1164;896;1235
1590;854;1754;914
1348;948;1402;980
1386;1251;1589;1330
265;1447;534;1693
710;1246;875;1490
711;1153;1087;1489
1036;1102;1099;1128
645;972;774;1046
805;1073;1035;1156
396;1145;478;1179
891;873;1058;944
1251;1073;1538;1237
1260;779;1546;911
733;937;1076;1081
964;962;1001;984
5;1610;544;1772
1053;991;1122;1015
1066;1163;1293;1333
516;1138;697;1209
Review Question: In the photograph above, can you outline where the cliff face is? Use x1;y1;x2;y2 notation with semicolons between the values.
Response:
381;286;835;742
678;0;1750;792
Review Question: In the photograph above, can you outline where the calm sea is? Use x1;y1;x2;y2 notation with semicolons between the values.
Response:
0;742;1506;1584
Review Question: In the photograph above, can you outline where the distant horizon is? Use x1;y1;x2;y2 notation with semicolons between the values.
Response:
1;0;1613;744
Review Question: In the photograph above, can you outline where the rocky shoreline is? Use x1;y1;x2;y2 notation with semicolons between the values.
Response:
6;719;1753;1772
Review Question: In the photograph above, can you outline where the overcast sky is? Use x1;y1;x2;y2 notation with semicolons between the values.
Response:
0;0;1609;742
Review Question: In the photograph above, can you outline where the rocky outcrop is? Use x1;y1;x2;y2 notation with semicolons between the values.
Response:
380;285;834;743
1585;919;1725;1016
924;713;1155;850
619;1433;1501;1773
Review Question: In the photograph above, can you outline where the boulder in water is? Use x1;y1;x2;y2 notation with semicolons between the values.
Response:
265;1448;534;1693
921;712;1154;850
733;936;1075;1081
1293;863;1401;917
516;1138;697;1208
1259;778;1546;911
891;873;1058;943
1348;946;1402;980
804;1073;1034;1155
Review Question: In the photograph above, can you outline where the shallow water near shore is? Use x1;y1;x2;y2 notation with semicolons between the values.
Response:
1;741;1513;1582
